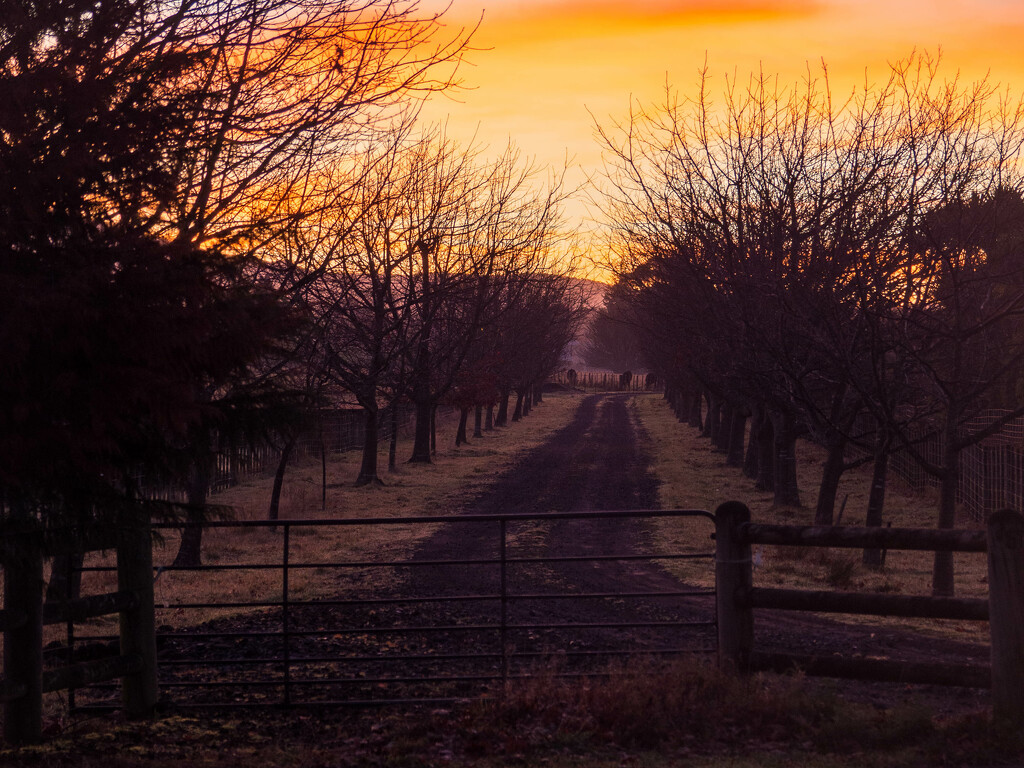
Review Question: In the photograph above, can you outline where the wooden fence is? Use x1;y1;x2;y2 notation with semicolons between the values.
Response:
0;512;158;745
880;411;1024;522
714;501;1024;726
550;370;652;392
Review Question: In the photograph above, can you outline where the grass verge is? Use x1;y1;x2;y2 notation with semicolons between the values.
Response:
4;656;1017;767
630;394;990;644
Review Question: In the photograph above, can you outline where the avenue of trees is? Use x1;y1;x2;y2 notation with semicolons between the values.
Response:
297;126;586;486
597;53;1024;595
1;1;585;568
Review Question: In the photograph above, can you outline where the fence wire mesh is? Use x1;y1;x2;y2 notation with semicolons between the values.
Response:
885;410;1024;521
135;405;417;502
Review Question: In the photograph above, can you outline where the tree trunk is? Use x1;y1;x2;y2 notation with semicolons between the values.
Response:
703;393;720;440
863;432;892;568
933;418;960;596
495;388;510;427
173;454;214;567
430;404;437;455
726;405;747;467
692;391;708;434
511;391;524;422
409;396;432;463
716;401;733;452
409;238;434;463
4;506;44;745
320;429;327;510
816;385;858;526
814;435;846;526
667;388;681;420
769;410;800;507
754;410;775;491
534;384;543;404
46;551;84;604
388;406;398;471
684;391;692;419
46;499;87;603
356;407;382;486
268;438;296;520
743;405;762;480
229;449;240;487
485;404;494;431
473;405;483;438
455;407;469;446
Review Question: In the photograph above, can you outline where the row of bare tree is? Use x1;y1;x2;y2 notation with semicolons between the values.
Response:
281;128;587;488
596;53;1024;595
1;1;586;571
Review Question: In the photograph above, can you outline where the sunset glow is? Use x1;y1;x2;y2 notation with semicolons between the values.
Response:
419;0;1024;231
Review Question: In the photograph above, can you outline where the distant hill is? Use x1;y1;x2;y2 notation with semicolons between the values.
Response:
574;276;608;312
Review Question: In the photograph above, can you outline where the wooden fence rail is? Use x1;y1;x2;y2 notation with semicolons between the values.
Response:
1;509;158;745
714;502;1024;727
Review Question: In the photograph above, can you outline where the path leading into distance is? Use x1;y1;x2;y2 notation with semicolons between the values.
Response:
409;391;991;713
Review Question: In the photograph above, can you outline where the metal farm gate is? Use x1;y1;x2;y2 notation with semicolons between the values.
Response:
60;510;717;710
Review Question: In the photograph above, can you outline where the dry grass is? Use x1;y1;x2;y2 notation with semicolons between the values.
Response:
483;655;942;757
7;656;1016;768
631;394;990;644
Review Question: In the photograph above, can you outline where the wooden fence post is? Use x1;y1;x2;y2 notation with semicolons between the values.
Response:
987;508;1024;727
2;524;44;745
715;501;753;673
117;508;158;719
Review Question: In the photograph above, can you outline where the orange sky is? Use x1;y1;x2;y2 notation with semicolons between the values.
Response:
419;0;1024;237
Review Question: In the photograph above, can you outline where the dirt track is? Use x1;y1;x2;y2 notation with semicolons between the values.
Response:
155;391;991;713
404;393;716;674
450;392;660;514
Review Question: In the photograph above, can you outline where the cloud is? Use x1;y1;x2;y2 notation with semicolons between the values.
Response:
467;0;819;49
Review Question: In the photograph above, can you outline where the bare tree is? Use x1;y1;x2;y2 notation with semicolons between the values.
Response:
143;0;476;562
397;138;571;463
597;52;1024;595
310;126;442;484
299;126;572;477
582;284;646;374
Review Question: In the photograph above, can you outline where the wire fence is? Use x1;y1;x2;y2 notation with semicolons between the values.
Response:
137;405;417;502
883;410;1024;522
